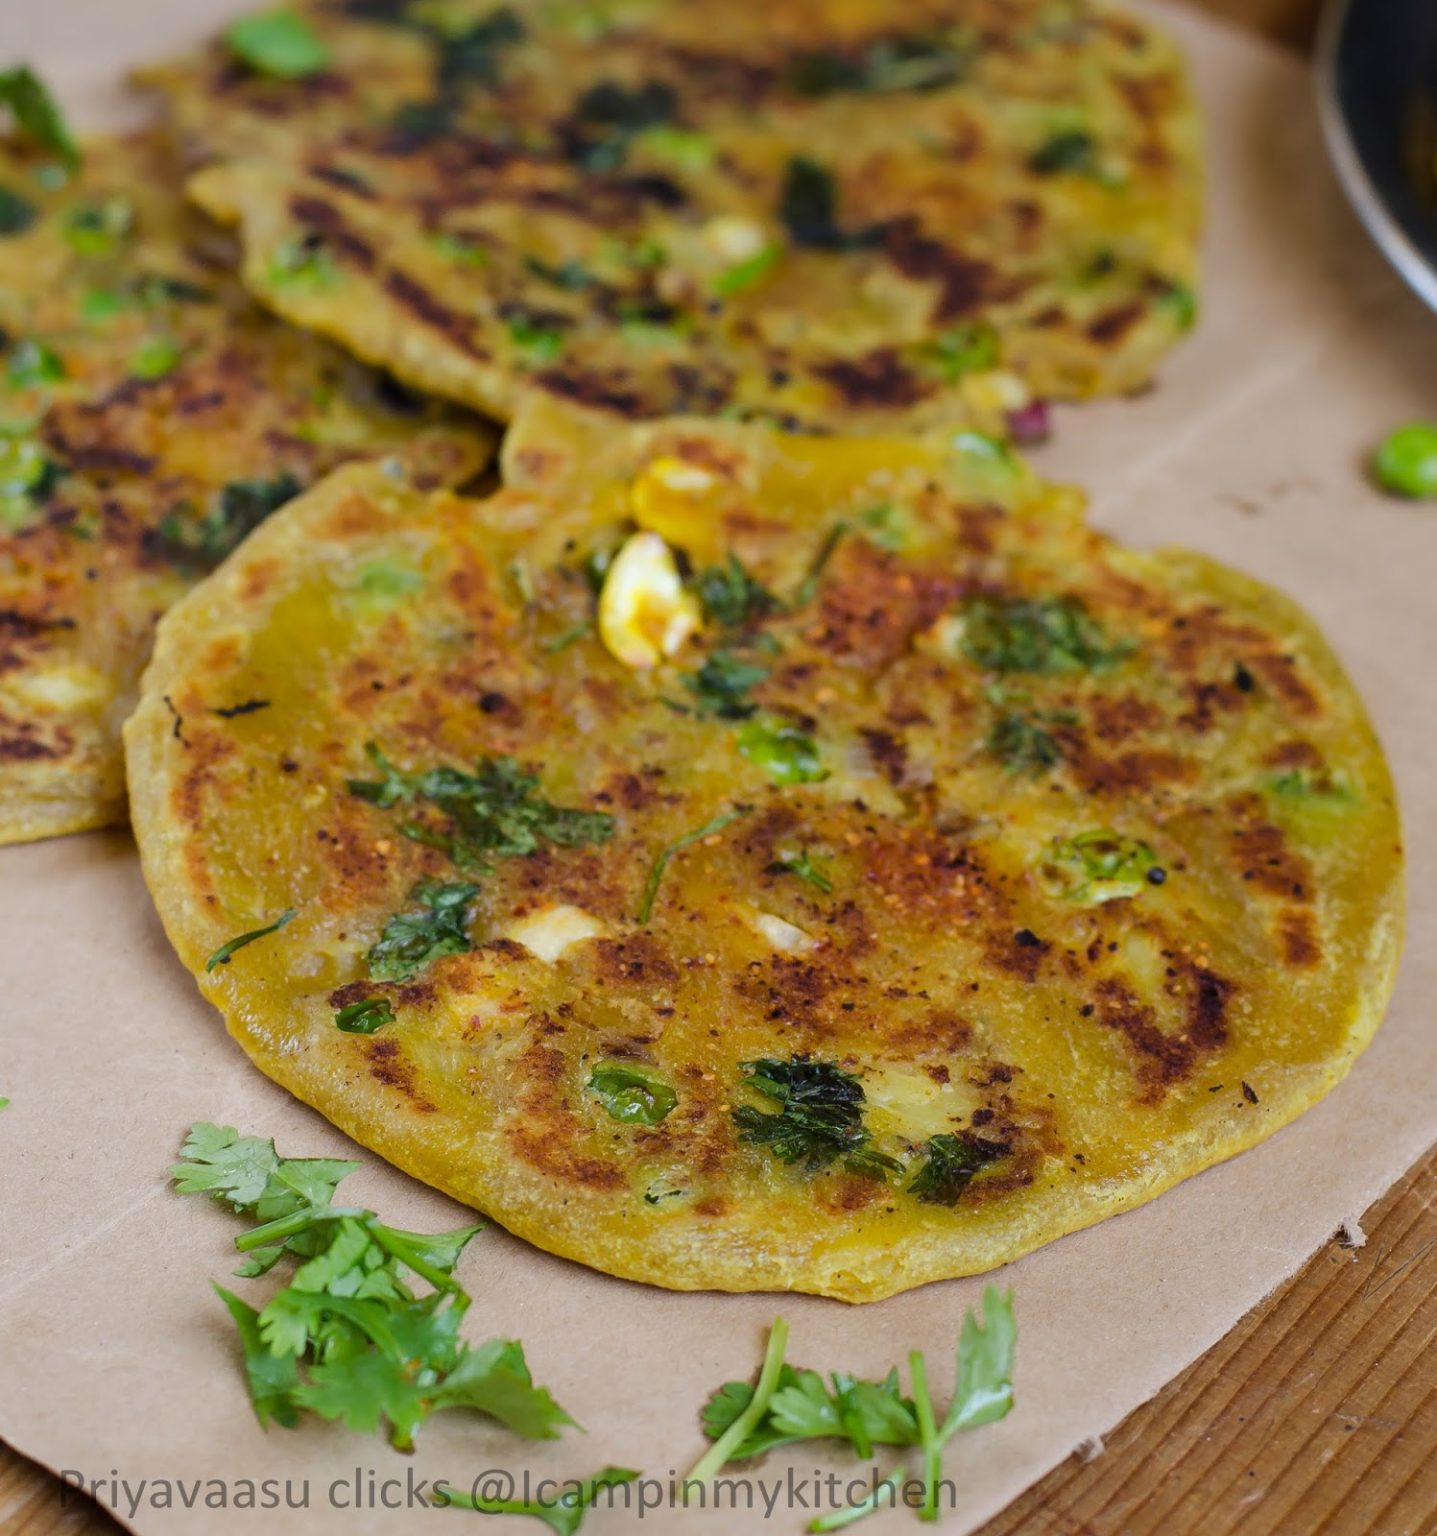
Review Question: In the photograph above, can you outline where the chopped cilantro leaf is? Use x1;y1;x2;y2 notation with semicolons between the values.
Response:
907;1134;1002;1206
367;880;479;982
433;7;525;91
0;186;37;236
987;708;1067;775
588;1062;677;1124
523;255;594;291
682;649;770;719
779;157;886;252
958;594;1127;674
349;747;614;871
0;67;78;171
695;555;778;629
570;79;677;171
733;1056;899;1179
155;472;304;567
205;909;296;972
225;9;331;79
1030;129;1098;175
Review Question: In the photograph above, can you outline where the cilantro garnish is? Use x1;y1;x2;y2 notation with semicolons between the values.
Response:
349;748;615;871
958;595;1127;674
155;472;304;568
334;996;395;1034
692;1289;1017;1529
367;880;479;982
173;1123;581;1453
0;66;79;172
0;185;36;236
1030;129;1099;176
987;708;1068;775
570;78;677;171
733;1057;899;1180
225;9;331;79
779;157;886;252
682;649;770;719
906;1134;1002;1206
636;805;749;925
695;555;778;629
438;1466;640;1533
205;909;296;973
433;7;525;91
767;848;833;894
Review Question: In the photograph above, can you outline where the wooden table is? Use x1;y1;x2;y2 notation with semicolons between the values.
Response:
9;2;1437;1533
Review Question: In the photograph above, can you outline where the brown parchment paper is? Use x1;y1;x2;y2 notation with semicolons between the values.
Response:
2;4;1435;1532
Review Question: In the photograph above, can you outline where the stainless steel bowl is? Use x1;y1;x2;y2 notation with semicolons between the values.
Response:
1317;0;1437;311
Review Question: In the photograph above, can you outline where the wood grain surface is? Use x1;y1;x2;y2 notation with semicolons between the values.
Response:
12;2;1437;1535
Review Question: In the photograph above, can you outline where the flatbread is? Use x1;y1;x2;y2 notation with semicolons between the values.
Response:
143;0;1202;436
0;128;494;845
125;400;1401;1302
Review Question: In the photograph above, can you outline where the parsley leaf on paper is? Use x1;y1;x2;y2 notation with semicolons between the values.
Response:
690;1289;1017;1529
174;1122;581;1454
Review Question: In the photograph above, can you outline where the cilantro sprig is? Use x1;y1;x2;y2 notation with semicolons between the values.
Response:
692;1289;1017;1529
172;1123;575;1452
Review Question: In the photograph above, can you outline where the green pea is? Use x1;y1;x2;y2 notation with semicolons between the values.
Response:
737;719;827;784
1374;423;1437;499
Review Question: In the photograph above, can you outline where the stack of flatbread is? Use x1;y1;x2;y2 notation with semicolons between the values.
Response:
2;0;1403;1300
